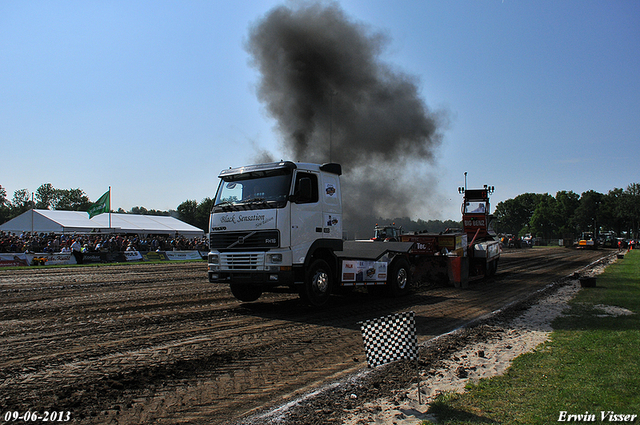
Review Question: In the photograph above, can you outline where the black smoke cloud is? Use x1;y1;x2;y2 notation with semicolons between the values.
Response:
246;1;445;233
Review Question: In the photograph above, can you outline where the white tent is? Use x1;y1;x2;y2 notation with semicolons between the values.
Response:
0;210;97;234
91;213;204;237
0;210;204;237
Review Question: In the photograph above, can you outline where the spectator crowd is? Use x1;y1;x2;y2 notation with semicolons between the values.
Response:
0;231;209;254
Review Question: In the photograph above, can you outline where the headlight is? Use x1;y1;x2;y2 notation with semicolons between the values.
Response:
267;253;283;264
208;254;219;264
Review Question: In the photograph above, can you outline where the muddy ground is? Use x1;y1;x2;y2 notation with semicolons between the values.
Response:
0;247;612;424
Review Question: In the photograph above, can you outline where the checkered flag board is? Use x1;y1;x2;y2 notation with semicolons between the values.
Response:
360;311;417;368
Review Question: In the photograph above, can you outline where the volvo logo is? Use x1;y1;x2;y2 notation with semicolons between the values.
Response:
227;231;258;249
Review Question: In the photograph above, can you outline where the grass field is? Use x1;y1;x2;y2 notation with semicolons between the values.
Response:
426;249;640;424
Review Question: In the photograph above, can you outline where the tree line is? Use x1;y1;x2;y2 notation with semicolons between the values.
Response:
494;183;640;240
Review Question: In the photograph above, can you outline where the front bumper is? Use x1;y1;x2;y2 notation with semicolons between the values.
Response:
208;250;296;286
208;269;295;286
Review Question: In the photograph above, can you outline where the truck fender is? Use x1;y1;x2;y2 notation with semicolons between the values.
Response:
303;239;342;268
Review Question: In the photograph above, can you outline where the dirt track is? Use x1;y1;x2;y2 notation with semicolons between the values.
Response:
0;247;612;424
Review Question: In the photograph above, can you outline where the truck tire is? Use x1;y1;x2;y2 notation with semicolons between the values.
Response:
388;258;411;297
230;284;262;302
300;259;333;306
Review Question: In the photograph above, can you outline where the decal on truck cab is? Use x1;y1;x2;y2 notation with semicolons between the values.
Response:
325;183;336;197
326;215;339;226
211;210;277;231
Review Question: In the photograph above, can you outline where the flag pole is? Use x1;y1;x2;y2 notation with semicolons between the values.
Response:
417;353;422;404
109;186;112;232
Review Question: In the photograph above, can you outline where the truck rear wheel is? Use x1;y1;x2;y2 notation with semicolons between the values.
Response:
230;284;262;302
389;258;411;297
300;259;333;306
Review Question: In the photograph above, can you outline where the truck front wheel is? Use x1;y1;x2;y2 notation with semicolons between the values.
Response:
300;259;333;306
389;258;411;297
230;284;263;302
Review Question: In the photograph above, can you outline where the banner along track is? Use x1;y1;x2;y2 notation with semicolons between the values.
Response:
0;247;612;424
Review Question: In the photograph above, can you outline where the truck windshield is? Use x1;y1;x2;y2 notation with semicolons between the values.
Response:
213;170;292;212
374;227;400;240
464;202;487;214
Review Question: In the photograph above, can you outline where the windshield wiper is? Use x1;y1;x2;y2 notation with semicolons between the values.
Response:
214;200;239;212
242;197;265;203
241;197;274;208
215;197;279;212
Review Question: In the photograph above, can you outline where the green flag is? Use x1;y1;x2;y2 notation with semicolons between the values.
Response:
87;190;110;219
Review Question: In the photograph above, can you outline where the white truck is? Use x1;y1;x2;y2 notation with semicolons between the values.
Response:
207;161;414;306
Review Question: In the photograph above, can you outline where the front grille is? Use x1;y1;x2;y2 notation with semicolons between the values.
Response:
220;252;264;270
210;230;279;250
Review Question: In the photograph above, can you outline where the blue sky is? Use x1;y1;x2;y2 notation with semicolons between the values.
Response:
2;0;639;221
